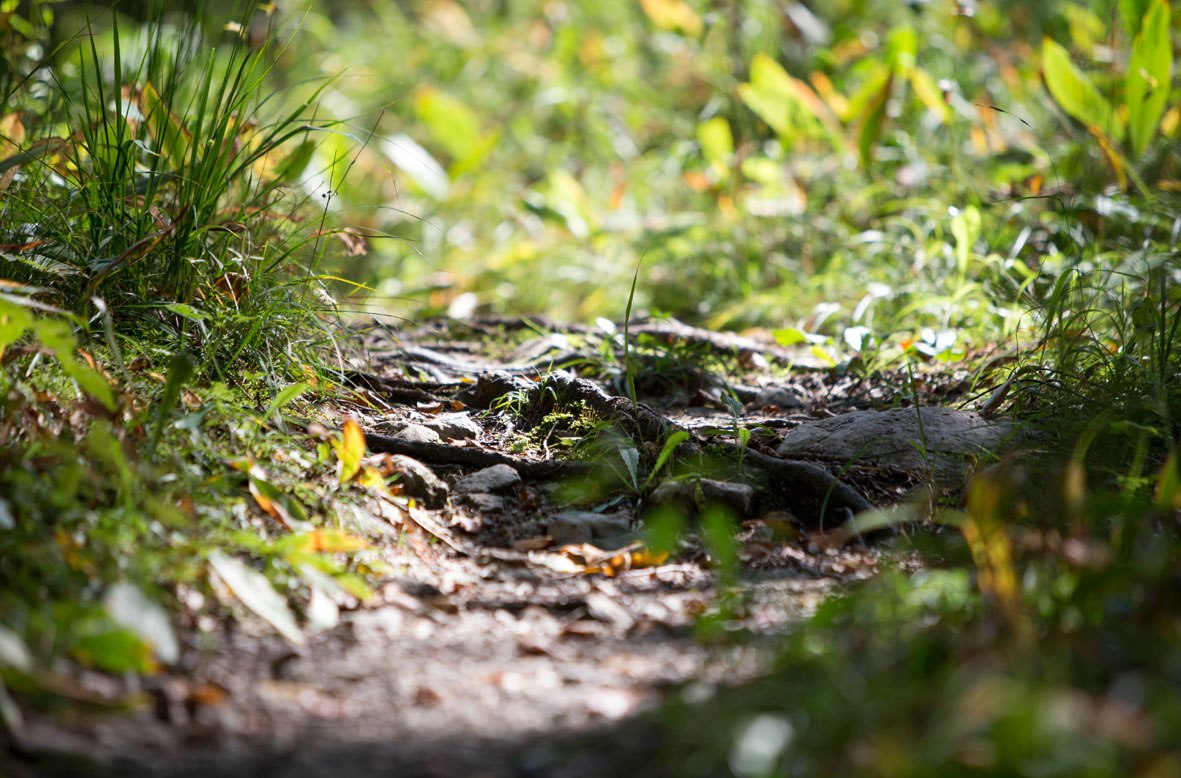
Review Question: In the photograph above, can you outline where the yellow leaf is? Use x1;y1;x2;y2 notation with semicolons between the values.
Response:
335;418;366;484
291;529;370;554
356;464;387;492
639;0;702;37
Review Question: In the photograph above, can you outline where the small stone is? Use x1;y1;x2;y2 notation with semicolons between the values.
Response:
392;424;441;444
387;455;449;509
548;510;633;546
454;464;521;494
423;413;481;441
649;478;754;517
750;386;803;410
460;493;506;513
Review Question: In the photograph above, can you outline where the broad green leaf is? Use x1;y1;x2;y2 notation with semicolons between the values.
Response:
772;327;807;346
1042;38;1123;141
700;505;738;581
1125;0;1171;156
248;467;310;529
104;582;179;665
1156;450;1180;510
618;445;640;490
909;67;950;123
208;552;305;645
139;81;193;168
269;139;316;185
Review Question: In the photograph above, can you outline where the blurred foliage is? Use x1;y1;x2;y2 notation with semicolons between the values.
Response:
266;0;1173;346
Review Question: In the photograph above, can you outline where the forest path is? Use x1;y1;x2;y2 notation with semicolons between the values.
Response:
14;317;988;777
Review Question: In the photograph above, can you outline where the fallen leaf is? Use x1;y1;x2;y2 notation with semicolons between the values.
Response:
104;582;179;665
334;418;366;484
208;552;305;645
513;535;552;552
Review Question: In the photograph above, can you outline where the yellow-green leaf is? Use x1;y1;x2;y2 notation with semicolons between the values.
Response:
335;418;366;484
1042;37;1123;141
1125;0;1171;155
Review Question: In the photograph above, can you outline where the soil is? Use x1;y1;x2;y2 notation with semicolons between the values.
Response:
5;317;992;778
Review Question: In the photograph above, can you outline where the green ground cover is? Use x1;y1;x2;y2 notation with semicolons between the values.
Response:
1;0;1179;774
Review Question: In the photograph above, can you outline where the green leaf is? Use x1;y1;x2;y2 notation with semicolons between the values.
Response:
73;627;155;674
1125;0;1171;156
772;327;807;346
264;382;312;420
950;205;982;274
696;116;734;169
1120;0;1152;35
161;303;208;322
149;351;196;458
0;296;33;351
104;583;179;665
270;139;316;185
34;318;116;411
738;53;825;146
1042;38;1123;141
648;430;690;490
857;73;892;169
208;552;305;645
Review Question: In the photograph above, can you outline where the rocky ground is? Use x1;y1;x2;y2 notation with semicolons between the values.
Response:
6;317;1016;777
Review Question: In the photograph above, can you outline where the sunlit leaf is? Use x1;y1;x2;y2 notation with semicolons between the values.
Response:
739;54;843;151
208;552;305;645
103;582;179;665
1042;38;1123;141
264;381;312;420
413;86;480;162
639;0;702;38
0;625;32;672
283;529;370;555
1125;0;1171;155
381;134;451;199
646;431;690;490
697;117;733;179
73;627;155;674
139;81;193;167
334;418;366;484
772;327;807;346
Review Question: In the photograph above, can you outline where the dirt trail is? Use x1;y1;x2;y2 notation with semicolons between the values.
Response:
9;317;977;777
